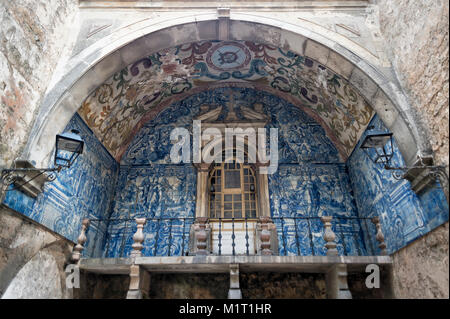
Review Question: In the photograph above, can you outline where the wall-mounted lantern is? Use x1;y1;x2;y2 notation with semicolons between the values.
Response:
54;130;84;168
1;130;84;198
359;126;448;197
360;128;394;166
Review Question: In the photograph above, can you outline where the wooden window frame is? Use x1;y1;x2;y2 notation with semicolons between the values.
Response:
208;158;258;220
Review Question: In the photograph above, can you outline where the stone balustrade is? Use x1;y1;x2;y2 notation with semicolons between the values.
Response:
71;218;90;263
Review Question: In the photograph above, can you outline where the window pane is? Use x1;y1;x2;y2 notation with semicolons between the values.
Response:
224;211;232;218
225;170;241;188
233;194;241;201
224;194;232;202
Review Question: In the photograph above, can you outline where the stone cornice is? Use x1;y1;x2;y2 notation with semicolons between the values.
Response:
79;0;369;11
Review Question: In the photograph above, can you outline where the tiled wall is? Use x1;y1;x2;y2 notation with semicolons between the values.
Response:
347;116;449;254
103;164;196;258
4;91;447;258
103;87;367;257
3;114;119;257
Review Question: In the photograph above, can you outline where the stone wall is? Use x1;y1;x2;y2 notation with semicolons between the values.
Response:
0;0;79;168
391;222;449;299
77;273;130;299
375;0;449;299
149;273;229;299
0;205;73;298
376;0;449;168
76;271;386;299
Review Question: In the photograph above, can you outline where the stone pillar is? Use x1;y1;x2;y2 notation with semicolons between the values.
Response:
371;217;388;255
228;264;242;299
71;218;90;263
194;163;211;218
254;162;271;219
326;264;352;299
126;264;151;299
321;216;338;256
256;166;271;218
130;218;146;258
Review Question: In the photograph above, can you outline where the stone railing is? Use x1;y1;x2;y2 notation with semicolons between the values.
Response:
70;215;388;259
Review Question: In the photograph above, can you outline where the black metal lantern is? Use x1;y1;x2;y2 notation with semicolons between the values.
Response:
360;127;394;166
1;130;84;197
358;127;448;198
54;129;84;168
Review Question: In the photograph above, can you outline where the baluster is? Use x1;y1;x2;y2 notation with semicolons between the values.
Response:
245;217;249;256
218;218;222;256
194;217;209;255
231;218;236;256
130;218;146;258
71;218;90;262
259;216;273;256
321;216;338;256
371;217;388;255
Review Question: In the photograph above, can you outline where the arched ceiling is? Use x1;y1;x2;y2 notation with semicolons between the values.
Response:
78;40;374;161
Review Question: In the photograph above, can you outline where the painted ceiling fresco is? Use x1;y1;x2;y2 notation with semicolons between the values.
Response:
78;40;374;161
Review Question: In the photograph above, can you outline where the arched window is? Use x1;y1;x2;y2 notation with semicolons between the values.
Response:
208;152;258;219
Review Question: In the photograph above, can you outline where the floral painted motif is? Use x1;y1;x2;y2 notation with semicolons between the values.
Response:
78;40;374;161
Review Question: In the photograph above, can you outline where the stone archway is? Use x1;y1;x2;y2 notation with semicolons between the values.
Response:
21;16;431;183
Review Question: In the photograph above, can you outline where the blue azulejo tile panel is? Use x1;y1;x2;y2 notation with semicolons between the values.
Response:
103;164;196;257
105;87;346;257
347;115;449;254
2;114;119;257
269;164;367;256
121;87;341;165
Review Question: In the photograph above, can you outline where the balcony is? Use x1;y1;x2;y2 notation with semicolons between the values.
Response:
72;215;393;299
